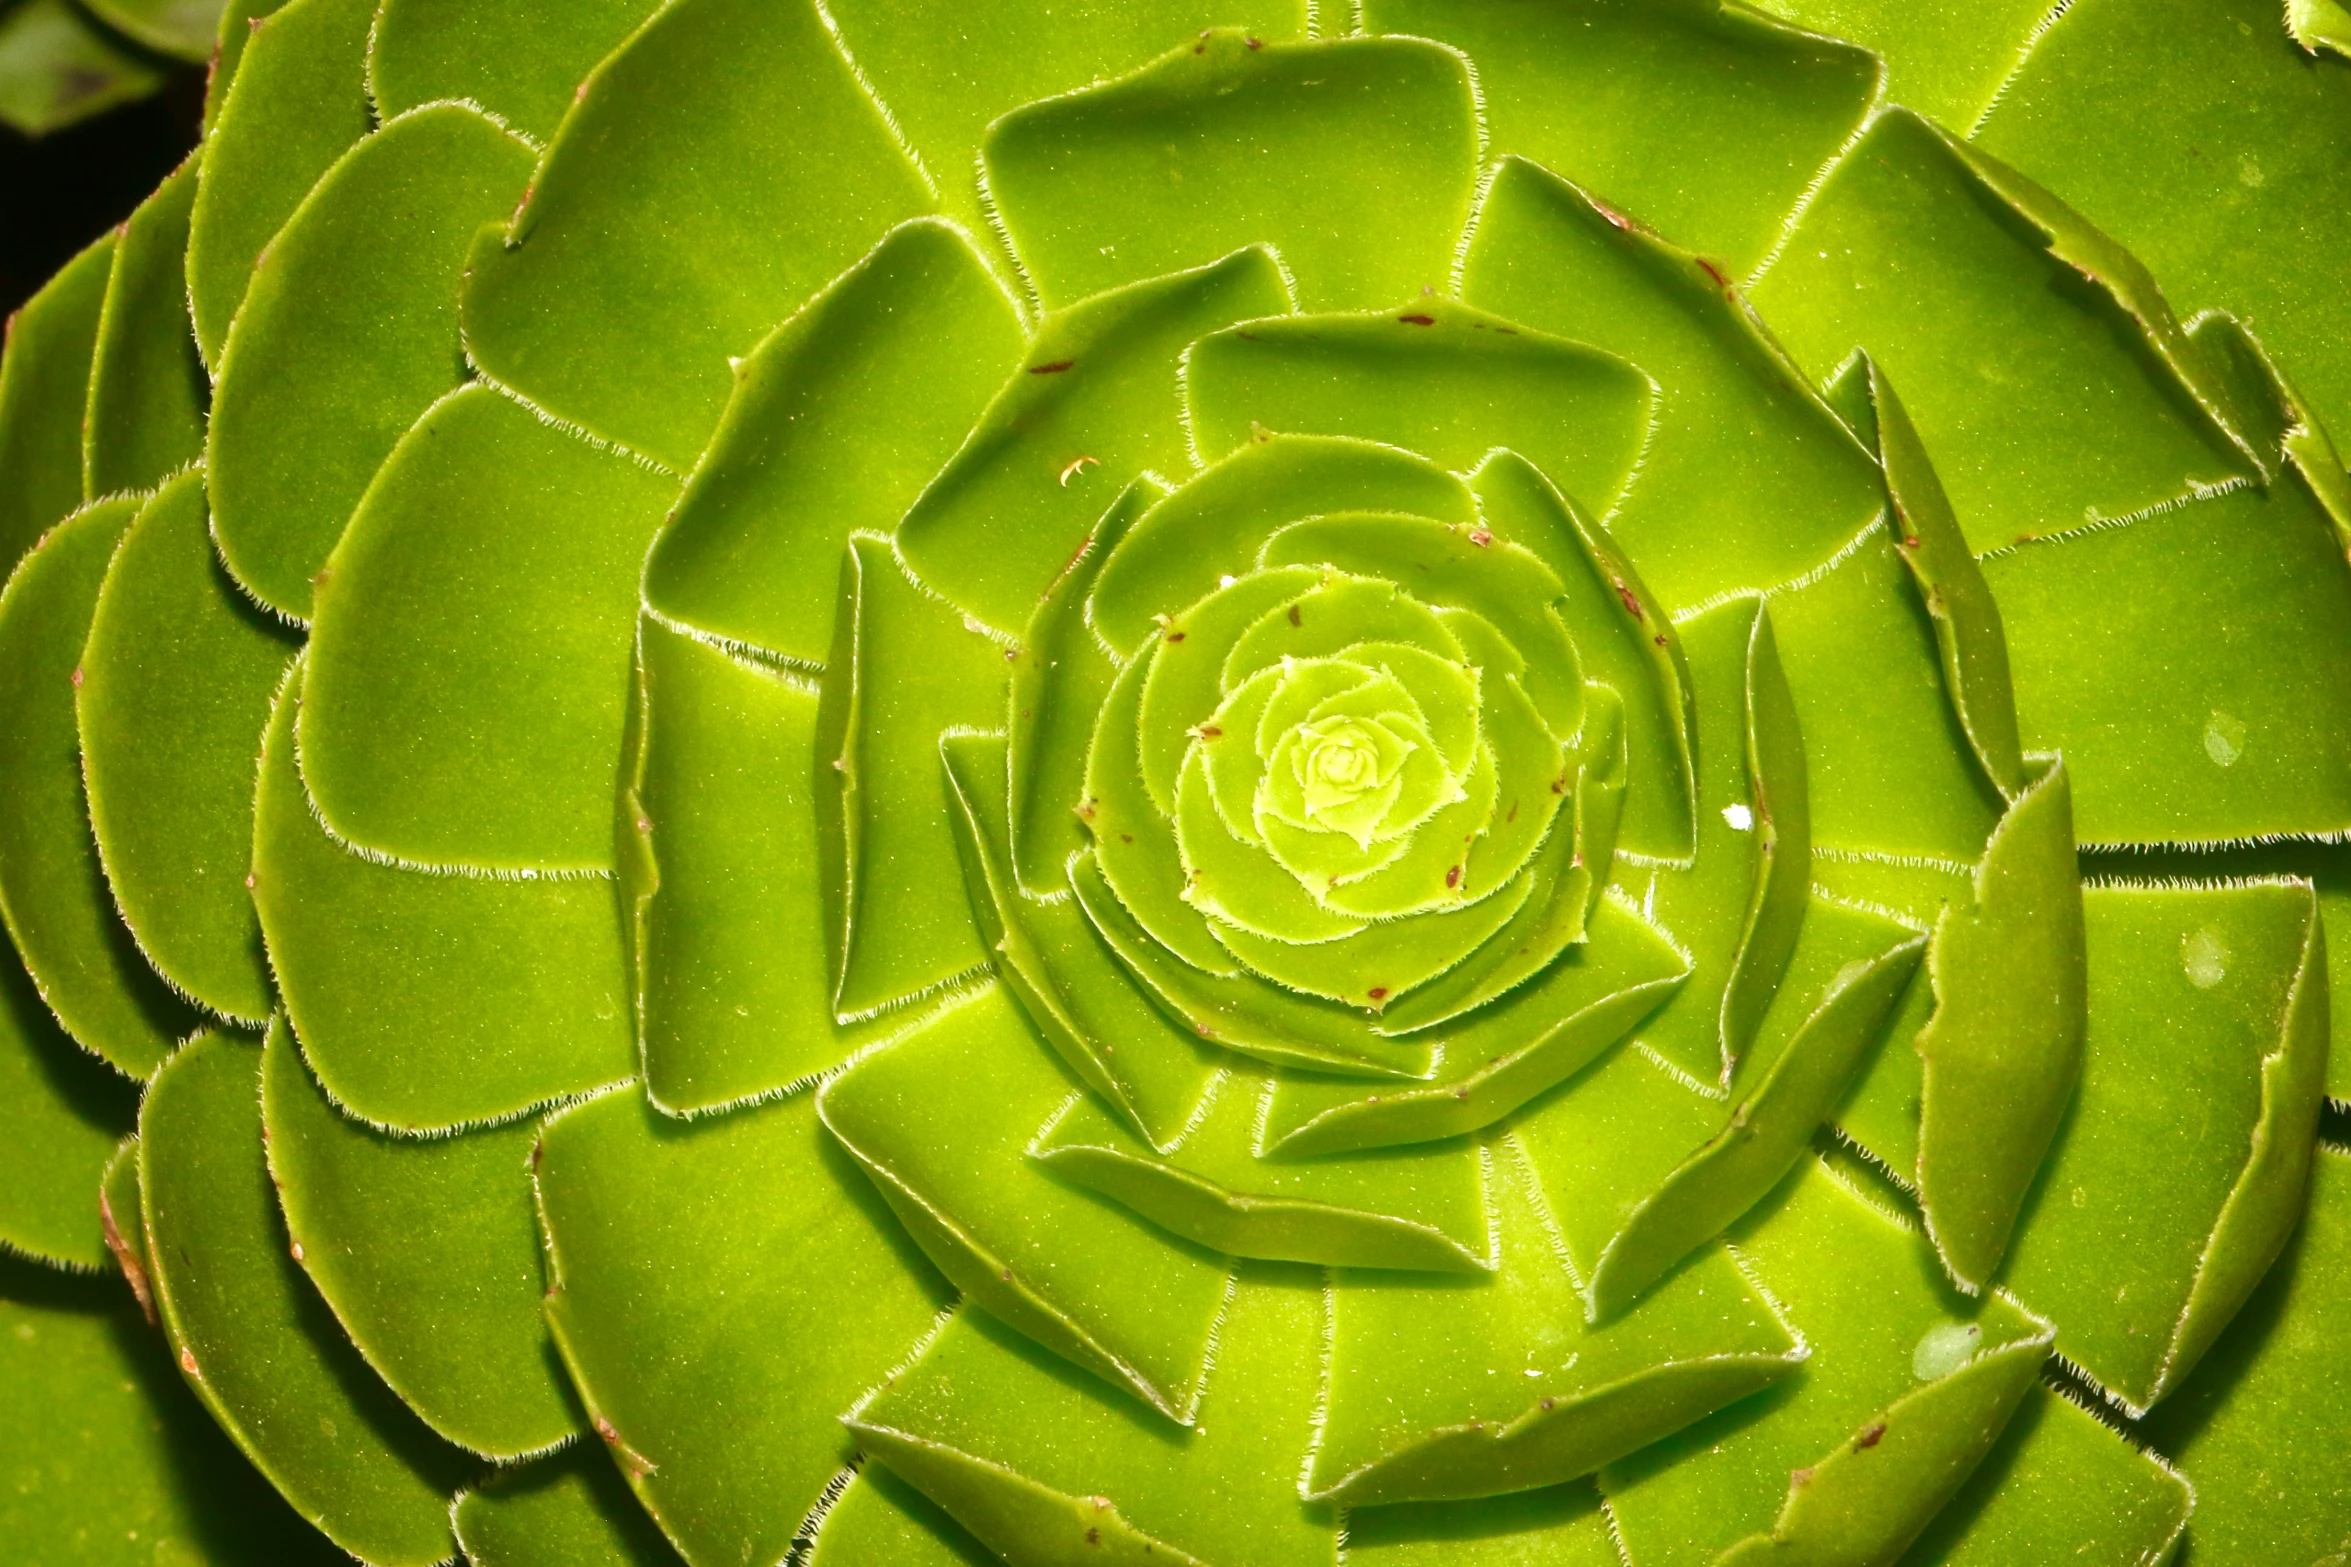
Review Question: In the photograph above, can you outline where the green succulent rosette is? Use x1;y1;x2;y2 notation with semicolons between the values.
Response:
4;3;2351;1567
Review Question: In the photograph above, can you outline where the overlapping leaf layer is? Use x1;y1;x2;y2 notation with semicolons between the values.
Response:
3;3;2349;1564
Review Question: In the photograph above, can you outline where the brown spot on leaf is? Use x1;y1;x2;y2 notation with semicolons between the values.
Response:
1855;1422;1887;1450
1445;865;1462;888
1613;580;1645;620
1468;528;1493;548
1790;1467;1815;1489
179;1348;198;1376
69;666;81;688
1029;359;1076;375
1287;603;1303;627
1397;313;1437;326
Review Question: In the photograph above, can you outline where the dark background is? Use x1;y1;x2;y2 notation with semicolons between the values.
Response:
1;71;201;320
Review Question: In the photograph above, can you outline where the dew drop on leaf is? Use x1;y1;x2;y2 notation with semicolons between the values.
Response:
1912;1320;1981;1381
2183;926;2230;990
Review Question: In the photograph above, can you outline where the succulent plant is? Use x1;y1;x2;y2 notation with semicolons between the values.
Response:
6;2;2351;1564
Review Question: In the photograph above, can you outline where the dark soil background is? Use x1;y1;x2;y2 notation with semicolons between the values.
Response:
1;71;201;320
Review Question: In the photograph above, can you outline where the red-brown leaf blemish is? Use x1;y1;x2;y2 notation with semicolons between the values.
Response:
1612;580;1645;620
1593;200;1637;233
1245;35;1264;48
1397;313;1437;326
1695;257;1729;289
1902;535;1921;550
1468;528;1493;548
1287;603;1303;627
1855;1421;1887;1450
1165;629;1186;642
179;1348;199;1376
1029;359;1076;375
1198;725;1222;738
1086;1527;1102;1545
1445;865;1462;888
1077;800;1099;820
69;666;82;688
1367;987;1389;1002
1505;801;1518;823
1551;775;1567;794
1790;1466;1815;1489
1654;633;1669;647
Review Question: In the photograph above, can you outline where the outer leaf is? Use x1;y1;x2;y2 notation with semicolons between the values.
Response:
1999;881;2327;1413
896;246;1292;637
185;0;376;371
1911;762;2086;1293
78;468;292;1025
0;0;164;137
253;662;634;1131
1339;1482;1622;1567
644;218;1024;664
453;1446;687;1567
79;0;223;60
1364;0;1877;275
82;153;205;501
1311;1139;1803;1506
1461;157;1884;614
806;1463;996;1567
460;0;933;469
299;385;679;871
0;229;113;569
535;1085;956;1567
1975;0;2351;450
0;1257;345;1565
207;102;537;622
367;0;665;140
819;984;1232;1422
2139;1143;2351;1565
0;947;135;1269
855;1273;1333;1567
0;495;193;1077
261;1018;578;1459
984;32;1479;313
1600;1160;2049;1567
139;1030;467;1564
629;619;899;1114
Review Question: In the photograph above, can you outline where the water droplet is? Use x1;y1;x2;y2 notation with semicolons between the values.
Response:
1722;803;1754;831
2238;154;2265;189
2204;712;2245;767
1912;1320;1981;1381
2184;926;2229;989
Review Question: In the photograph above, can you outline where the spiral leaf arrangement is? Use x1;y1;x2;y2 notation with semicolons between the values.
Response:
4;3;2350;1565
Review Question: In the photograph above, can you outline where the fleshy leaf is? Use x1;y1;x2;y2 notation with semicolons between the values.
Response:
260;1018;578;1458
459;0;932;470
1600;1159;2049;1567
896;246;1292;637
78;469;293;1025
942;728;1220;1147
806;1463;996;1567
1262;891;1688;1156
253;663;634;1131
1183;301;1651;521
1461;157;1884;614
818;535;1009;1018
1034;1073;1491;1273
2139;1143;2351;1564
1981;452;2351;847
185;0;376;371
0;946;136;1269
1364;0;1876;275
824;0;1305;238
1912;762;2086;1294
299;384;679;871
0;229;113;568
630;619;896;1115
1738;0;2047;129
0;0;165;136
818;984;1232;1421
2000;880;2327;1413
453;1445;687;1567
853;1270;1333;1567
984;31;1478;313
0;1256;346;1565
535;1086;954;1567
0;495;193;1077
1583;894;1925;1320
1751;109;2258;558
207;103;538;622
1311;1137;1803;1506
1340;1481;1622;1566
82;154;205;501
1975;0;2351;451
367;0;665;141
139;1030;467;1564
81;0;235;60
1901;1386;2189;1565
645;219;1024;664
